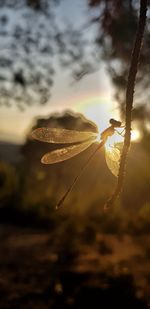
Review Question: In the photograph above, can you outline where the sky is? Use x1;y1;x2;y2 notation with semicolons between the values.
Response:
0;0;119;144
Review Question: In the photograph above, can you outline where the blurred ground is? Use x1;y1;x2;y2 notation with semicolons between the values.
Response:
0;222;150;309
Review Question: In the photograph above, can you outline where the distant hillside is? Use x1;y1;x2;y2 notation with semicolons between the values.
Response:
0;141;23;164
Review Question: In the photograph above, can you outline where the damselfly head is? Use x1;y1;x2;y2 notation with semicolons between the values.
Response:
109;119;122;127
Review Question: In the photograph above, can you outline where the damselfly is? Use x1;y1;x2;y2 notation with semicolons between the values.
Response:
31;118;124;208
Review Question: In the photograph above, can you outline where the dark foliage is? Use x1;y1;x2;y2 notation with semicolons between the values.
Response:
88;0;150;125
0;0;92;109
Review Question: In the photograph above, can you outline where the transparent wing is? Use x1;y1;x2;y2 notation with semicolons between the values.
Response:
105;144;122;177
41;139;96;164
31;127;98;144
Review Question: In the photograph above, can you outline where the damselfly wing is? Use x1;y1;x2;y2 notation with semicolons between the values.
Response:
31;121;123;176
31;127;98;164
31;127;98;144
31;120;123;208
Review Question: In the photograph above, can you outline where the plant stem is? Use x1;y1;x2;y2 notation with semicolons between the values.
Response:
105;0;148;210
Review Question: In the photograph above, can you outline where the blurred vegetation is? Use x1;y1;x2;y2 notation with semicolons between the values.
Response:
0;0;94;109
0;160;19;206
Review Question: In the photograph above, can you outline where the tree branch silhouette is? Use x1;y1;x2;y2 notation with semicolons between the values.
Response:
105;0;148;210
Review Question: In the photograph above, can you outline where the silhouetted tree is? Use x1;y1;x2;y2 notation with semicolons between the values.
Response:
0;0;93;109
88;0;150;128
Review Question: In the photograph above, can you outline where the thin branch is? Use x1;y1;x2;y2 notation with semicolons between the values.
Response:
105;0;148;210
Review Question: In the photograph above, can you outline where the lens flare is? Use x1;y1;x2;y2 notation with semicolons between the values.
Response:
131;129;141;141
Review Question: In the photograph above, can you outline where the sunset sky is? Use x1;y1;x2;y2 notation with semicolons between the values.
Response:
0;63;117;143
0;0;121;144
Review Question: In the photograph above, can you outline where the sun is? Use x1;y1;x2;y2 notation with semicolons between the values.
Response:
74;96;119;133
74;96;141;143
131;129;141;141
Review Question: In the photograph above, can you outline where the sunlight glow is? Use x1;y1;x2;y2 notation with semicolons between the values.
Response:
131;129;141;142
103;127;141;177
75;97;141;145
104;128;141;156
74;96;119;133
104;129;124;150
104;132;123;177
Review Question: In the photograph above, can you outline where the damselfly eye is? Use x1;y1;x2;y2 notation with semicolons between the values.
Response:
109;119;121;127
